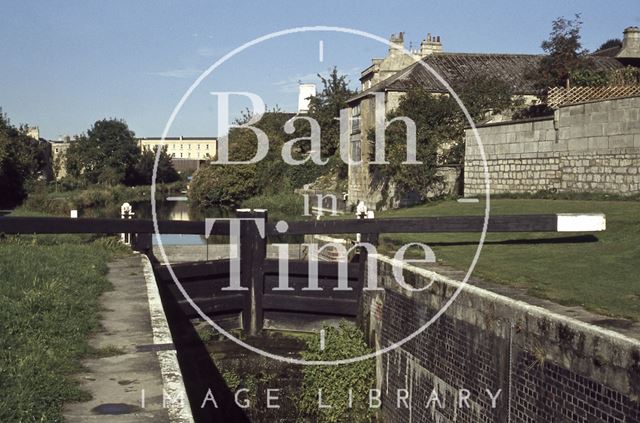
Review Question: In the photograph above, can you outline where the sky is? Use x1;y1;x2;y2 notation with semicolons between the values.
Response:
1;0;638;139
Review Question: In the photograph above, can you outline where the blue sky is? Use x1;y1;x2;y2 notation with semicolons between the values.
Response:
1;0;638;139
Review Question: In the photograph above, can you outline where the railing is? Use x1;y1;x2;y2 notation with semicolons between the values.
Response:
547;85;640;108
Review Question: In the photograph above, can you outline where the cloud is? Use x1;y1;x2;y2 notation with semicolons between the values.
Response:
147;68;202;79
273;72;322;93
273;67;361;93
196;46;220;58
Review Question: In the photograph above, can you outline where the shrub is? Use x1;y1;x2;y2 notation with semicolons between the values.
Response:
189;164;258;207
242;192;304;220
298;322;376;422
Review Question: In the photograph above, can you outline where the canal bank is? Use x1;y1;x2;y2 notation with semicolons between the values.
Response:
63;254;192;422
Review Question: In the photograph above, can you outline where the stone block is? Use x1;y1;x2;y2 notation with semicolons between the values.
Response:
509;143;524;154
523;142;538;153
590;112;609;124
568;139;587;151
538;141;554;153
622;119;640;132
568;104;585;116
584;123;605;137
558;128;570;140
495;144;509;155
587;136;609;150
609;134;635;149
603;122;624;136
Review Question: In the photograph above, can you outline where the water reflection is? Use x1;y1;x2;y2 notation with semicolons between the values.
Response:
133;201;231;246
83;199;305;246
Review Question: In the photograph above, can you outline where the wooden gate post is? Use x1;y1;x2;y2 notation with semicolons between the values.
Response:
237;209;267;336
356;205;379;290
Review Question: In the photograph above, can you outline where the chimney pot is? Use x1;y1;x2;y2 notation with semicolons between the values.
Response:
618;26;640;59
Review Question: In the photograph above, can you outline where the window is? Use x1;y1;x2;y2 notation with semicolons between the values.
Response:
351;105;361;134
350;139;361;162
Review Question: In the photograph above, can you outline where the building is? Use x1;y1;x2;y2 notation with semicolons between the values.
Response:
49;137;71;179
592;26;640;65
138;137;217;160
346;29;636;209
138;137;217;173
24;126;40;140
298;83;316;113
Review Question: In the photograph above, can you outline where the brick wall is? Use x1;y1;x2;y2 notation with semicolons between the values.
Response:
360;256;640;422
464;96;640;196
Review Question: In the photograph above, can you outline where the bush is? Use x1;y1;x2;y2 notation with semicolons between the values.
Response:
22;183;185;216
242;192;304;220
189;164;258;207
298;322;375;423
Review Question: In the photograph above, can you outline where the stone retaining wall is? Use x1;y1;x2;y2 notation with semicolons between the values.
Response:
360;255;640;422
464;96;640;196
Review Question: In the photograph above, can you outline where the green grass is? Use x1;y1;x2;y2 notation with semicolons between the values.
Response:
376;198;640;321
0;233;128;422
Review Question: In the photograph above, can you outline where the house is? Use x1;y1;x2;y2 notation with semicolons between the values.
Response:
49;137;72;179
346;29;636;209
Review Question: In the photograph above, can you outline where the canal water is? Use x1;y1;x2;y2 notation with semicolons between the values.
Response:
82;199;306;246
80;200;231;245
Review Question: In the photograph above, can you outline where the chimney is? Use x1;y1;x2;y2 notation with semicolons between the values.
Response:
388;32;405;56
297;83;316;113
618;26;640;59
420;33;443;56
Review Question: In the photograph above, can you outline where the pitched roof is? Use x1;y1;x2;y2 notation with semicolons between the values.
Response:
591;46;622;57
349;52;624;103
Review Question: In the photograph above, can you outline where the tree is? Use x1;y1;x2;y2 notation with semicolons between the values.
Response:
373;75;516;201
528;14;589;89
189;164;257;206
188;111;267;206
65;119;141;185
571;65;640;87
597;38;622;51
135;145;179;184
0;113;48;207
189;68;356;207
307;67;357;180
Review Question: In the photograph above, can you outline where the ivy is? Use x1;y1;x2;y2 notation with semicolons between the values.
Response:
298;322;376;422
571;66;640;87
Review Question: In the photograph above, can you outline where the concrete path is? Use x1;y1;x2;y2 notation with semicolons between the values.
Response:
63;254;189;422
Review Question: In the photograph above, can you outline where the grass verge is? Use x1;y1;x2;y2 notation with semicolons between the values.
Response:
377;198;640;321
23;182;186;216
242;192;305;221
0;232;128;421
